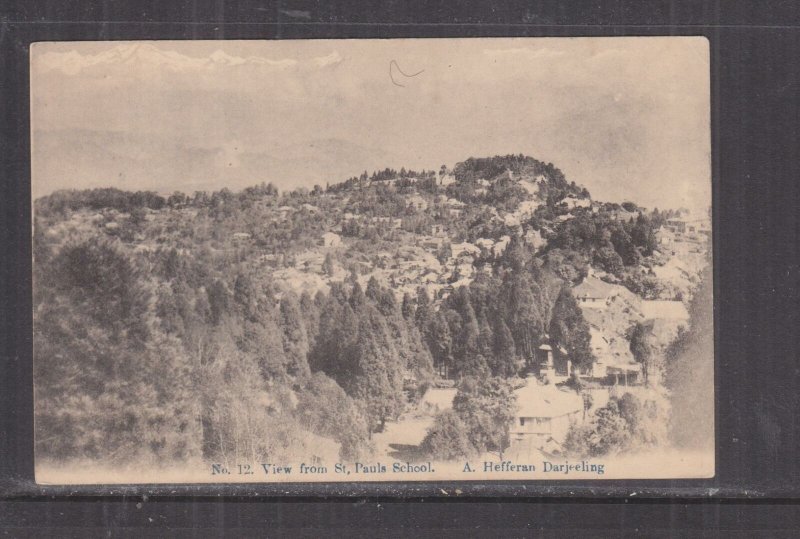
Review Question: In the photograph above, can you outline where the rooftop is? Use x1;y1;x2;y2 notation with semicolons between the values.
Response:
514;382;583;419
572;275;618;300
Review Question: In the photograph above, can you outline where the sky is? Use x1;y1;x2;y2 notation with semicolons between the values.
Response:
31;38;710;211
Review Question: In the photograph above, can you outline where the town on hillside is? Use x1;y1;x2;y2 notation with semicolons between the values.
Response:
33;154;712;472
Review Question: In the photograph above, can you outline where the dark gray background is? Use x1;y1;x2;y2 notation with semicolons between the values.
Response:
1;0;799;534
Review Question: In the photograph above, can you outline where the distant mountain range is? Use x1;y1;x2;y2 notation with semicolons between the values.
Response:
32;129;404;197
35;43;301;75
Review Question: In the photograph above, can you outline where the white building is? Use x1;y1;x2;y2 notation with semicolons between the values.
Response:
406;194;428;211
509;381;584;454
583;327;642;385
572;276;616;309
440;173;456;187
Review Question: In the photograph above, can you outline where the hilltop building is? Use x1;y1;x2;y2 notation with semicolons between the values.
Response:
439;173;456;187
562;195;592;210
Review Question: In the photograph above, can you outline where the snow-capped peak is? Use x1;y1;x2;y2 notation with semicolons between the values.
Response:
35;43;298;75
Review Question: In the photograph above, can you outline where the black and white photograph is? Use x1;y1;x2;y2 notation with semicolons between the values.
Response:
30;37;713;483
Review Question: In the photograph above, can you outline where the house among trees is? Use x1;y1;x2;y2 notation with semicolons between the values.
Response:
439;172;456;186
582;328;642;385
450;241;481;261
683;218;711;242
320;231;342;248
562;195;592;210
406;194;428;211
508;381;585;456
605;363;642;386
664;217;687;234
573;276;616;309
664;214;709;234
431;224;447;236
421;239;443;250
445;197;466;216
529;343;553;377
530;343;571;382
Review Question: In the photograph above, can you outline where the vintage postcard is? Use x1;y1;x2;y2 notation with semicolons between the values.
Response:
31;37;713;484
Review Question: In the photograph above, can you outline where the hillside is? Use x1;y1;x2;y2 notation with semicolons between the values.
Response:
33;154;710;469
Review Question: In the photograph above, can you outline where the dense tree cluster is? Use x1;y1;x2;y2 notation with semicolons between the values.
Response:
309;278;434;431
664;261;714;449
34;239;199;462
35;188;167;216
448;154;588;209
344;184;412;218
545;210;660;278
549;288;594;372
628;321;656;383
420;376;516;459
35;182;287;219
34;232;433;463
34;153;654;466
563;392;668;457
326;168;438;194
412;235;593;380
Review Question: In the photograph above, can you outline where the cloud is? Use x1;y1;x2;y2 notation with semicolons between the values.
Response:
30;39;709;212
313;51;343;67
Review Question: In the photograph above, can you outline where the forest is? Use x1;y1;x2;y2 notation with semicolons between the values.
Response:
33;154;702;466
